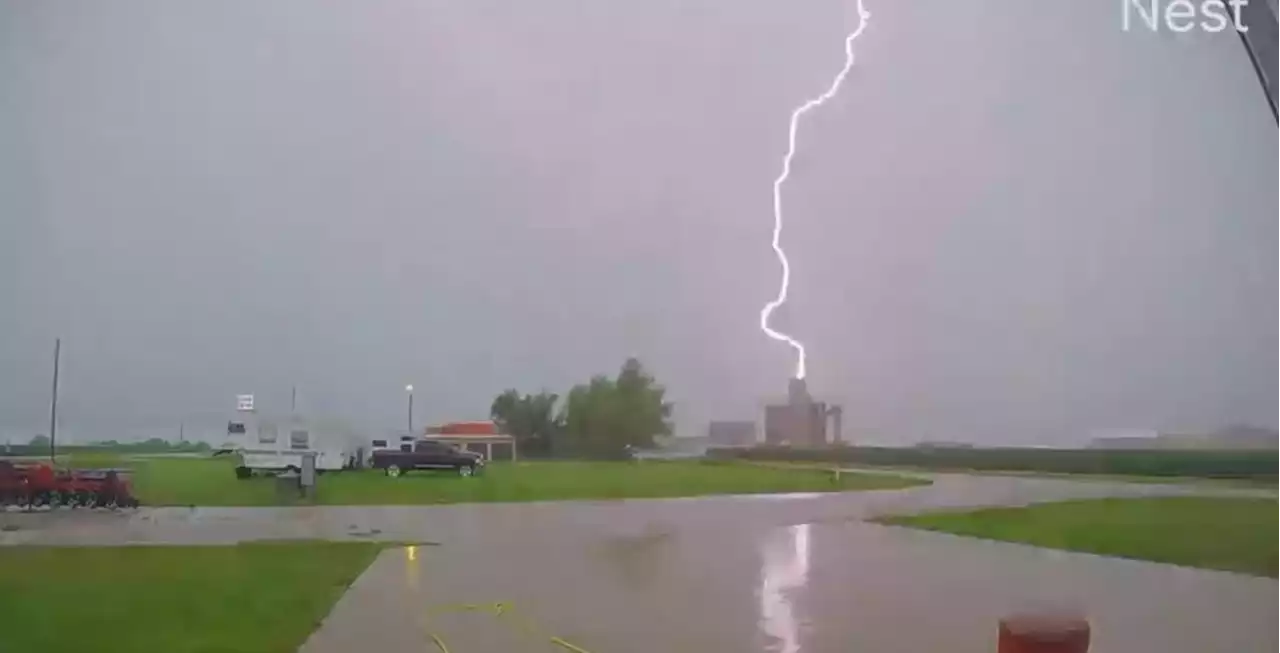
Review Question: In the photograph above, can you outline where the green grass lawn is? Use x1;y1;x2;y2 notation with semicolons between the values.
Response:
0;541;386;653
879;496;1278;577
868;465;1277;488
714;447;1278;483
86;456;927;506
971;470;1279;488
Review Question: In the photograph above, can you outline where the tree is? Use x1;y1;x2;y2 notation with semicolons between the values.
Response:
490;389;563;457
559;375;619;457
559;358;672;459
492;357;673;460
27;434;49;448
612;357;673;449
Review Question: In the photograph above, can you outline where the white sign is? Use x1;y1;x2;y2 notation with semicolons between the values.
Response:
236;394;255;412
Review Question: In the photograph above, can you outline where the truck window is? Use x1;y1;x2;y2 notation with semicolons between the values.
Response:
258;424;277;444
413;441;439;453
228;422;246;435
371;439;388;448
289;430;309;450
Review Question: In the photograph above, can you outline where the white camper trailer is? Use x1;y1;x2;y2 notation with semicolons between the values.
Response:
225;395;362;478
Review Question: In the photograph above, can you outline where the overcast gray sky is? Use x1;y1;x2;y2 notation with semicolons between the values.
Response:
2;0;1275;444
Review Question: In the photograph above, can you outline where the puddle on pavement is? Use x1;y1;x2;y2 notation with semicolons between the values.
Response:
597;523;677;590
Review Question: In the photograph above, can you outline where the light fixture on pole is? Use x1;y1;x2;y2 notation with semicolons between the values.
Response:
405;384;414;435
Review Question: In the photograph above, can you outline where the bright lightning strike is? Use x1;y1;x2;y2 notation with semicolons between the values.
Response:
760;1;871;381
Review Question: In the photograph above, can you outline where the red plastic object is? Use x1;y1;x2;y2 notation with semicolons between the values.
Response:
997;613;1091;653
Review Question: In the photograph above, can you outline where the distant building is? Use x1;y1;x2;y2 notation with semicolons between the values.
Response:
1088;437;1153;449
763;378;834;447
646;435;710;459
1087;429;1160;449
764;403;829;446
1207;425;1279;449
1088;426;1279;450
708;421;757;447
914;441;975;449
755;378;847;447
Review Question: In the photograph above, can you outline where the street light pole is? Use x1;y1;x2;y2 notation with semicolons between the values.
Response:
405;384;414;435
48;338;61;462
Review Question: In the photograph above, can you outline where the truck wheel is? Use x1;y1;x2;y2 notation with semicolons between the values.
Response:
457;465;474;478
234;466;252;480
385;464;402;478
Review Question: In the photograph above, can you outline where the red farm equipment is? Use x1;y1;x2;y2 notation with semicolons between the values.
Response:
0;460;140;510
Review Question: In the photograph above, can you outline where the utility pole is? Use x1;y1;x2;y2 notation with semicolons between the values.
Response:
291;386;297;414
48;338;61;462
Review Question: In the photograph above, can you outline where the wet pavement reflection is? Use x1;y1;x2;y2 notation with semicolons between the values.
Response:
758;524;809;653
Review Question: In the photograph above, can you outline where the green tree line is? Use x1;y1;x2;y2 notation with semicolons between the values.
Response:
489;357;673;459
18;435;211;454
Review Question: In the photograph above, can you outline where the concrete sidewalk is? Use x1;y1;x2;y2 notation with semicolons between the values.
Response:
300;520;1276;653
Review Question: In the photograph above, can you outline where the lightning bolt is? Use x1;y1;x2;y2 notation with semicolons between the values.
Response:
760;1;871;381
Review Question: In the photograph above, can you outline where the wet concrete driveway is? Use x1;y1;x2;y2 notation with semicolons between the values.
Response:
3;473;1276;652
302;519;1275;653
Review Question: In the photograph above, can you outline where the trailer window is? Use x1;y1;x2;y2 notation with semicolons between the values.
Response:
258;424;277;444
228;422;246;435
290;430;309;450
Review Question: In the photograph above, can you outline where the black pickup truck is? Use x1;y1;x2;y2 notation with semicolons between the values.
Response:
370;439;485;477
